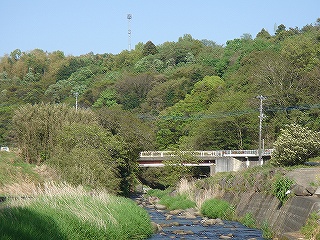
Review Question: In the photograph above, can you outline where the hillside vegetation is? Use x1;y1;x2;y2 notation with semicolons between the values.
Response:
1;18;320;193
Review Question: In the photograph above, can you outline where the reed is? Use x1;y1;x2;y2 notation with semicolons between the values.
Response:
177;178;195;199
177;178;222;208
0;182;153;240
194;184;222;209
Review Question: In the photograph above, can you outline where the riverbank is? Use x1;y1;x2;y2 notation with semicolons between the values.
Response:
224;167;320;239
158;166;320;239
135;194;265;239
0;182;154;240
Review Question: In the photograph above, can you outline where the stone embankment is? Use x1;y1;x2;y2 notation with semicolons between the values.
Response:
220;168;320;239
137;167;320;239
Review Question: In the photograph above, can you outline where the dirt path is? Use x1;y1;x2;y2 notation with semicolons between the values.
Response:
286;167;320;187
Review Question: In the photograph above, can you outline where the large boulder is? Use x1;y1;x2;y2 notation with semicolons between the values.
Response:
291;184;312;196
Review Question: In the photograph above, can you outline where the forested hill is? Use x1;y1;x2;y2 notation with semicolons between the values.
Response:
1;19;320;152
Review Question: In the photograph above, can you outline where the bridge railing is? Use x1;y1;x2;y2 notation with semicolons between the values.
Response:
139;149;274;158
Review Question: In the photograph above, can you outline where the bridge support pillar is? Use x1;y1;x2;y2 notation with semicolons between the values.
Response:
209;164;215;176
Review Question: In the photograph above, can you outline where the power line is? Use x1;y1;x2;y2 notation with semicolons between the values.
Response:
138;102;320;121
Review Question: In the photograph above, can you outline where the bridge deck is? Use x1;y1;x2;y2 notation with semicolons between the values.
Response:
138;149;274;174
139;149;273;160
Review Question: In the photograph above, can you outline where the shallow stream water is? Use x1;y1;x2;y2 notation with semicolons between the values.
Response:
145;203;266;240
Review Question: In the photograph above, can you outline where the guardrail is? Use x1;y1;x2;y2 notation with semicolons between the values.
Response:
139;149;274;158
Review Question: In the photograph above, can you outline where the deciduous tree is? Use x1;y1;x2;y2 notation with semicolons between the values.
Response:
142;41;158;56
272;124;320;166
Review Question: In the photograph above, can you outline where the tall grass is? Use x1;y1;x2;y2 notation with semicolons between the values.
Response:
0;182;153;240
177;178;222;209
0;151;42;195
159;194;196;210
301;212;320;240
200;198;235;220
146;186;196;210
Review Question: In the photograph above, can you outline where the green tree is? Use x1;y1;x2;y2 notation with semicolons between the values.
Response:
196;43;224;70
272;124;320;166
134;54;164;73
49;123;124;193
256;28;272;39
115;73;163;110
93;88;118;108
253;51;305;107
23;49;48;76
155;75;227;150
56;56;89;81
281;34;320;71
157;34;203;66
143;77;188;113
96;107;155;195
142;41;158;56
275;24;286;35
162;151;202;186
180;115;256;150
44;80;72;103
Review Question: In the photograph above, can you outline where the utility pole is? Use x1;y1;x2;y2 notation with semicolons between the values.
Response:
74;92;79;111
257;95;266;165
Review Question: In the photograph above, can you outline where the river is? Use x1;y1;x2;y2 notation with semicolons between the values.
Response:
139;197;266;240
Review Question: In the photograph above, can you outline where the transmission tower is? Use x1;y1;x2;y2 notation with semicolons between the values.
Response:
127;14;132;51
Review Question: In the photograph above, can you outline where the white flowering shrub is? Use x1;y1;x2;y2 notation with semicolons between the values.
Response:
272;124;320;166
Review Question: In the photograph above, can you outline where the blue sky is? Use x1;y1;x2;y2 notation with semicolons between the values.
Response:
1;1;319;56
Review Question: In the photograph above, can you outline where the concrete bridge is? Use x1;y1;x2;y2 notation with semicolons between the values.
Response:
138;149;274;175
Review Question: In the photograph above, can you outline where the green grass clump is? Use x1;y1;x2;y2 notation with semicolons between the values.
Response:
301;212;320;240
261;221;274;239
146;188;196;210
159;194;196;210
200;198;234;220
146;188;172;199
308;156;320;163
0;151;41;187
0;183;153;240
272;175;294;204
239;214;274;238
241;212;256;228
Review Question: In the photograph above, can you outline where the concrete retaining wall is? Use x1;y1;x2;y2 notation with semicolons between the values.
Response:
215;157;243;172
222;191;320;236
214;157;269;174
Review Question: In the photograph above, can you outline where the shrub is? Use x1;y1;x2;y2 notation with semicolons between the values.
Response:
49;123;124;193
200;198;234;220
272;124;320;166
12;103;97;164
272;175;294;204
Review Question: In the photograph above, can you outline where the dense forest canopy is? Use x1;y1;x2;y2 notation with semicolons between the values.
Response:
1;19;320;192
